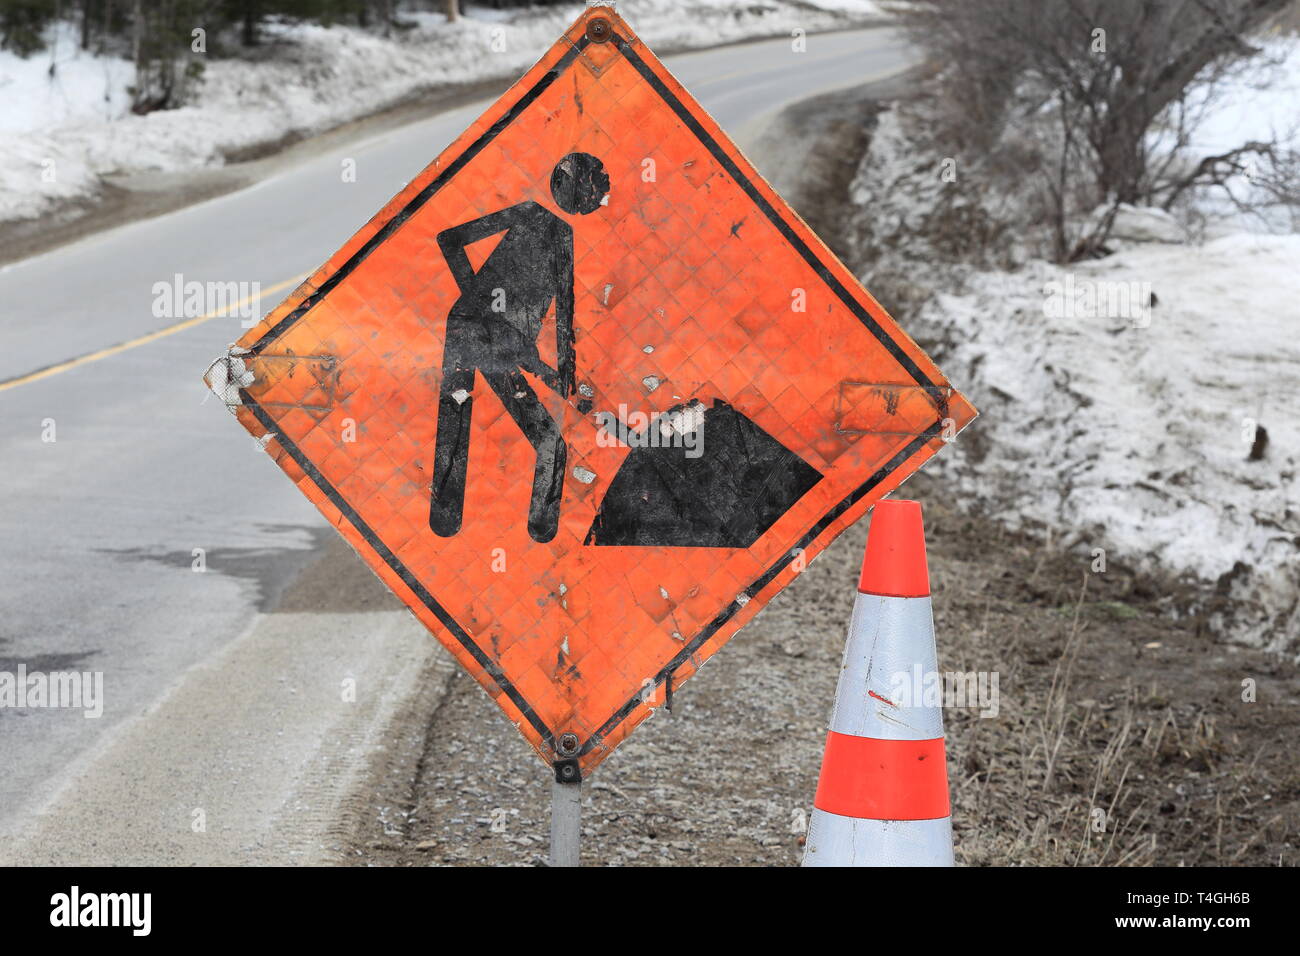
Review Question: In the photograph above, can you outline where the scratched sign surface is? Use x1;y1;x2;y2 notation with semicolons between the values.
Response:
208;6;976;776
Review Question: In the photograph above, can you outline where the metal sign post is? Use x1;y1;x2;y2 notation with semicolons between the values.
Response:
549;778;582;867
550;732;581;866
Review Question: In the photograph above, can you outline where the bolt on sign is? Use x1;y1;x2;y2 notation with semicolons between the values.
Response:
206;5;976;779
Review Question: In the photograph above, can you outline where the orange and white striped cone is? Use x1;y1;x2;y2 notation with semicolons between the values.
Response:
802;499;953;867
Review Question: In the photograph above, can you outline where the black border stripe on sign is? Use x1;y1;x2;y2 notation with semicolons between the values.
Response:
240;28;944;767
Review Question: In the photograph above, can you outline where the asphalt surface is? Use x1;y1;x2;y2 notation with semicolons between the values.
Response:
0;26;918;859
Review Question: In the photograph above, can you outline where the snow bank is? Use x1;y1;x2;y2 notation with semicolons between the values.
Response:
908;237;1300;651
0;0;886;224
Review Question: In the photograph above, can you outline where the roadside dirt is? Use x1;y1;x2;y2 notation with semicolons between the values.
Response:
337;472;1299;867
335;80;1299;867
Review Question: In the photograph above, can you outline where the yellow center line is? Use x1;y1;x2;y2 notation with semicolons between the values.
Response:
0;275;303;394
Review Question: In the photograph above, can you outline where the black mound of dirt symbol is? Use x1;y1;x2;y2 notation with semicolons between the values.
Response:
585;399;823;548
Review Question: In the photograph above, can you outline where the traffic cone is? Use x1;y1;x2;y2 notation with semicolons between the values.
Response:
802;499;953;867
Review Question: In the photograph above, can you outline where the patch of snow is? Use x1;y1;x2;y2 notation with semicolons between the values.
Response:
0;22;133;133
1103;204;1189;245
913;235;1300;651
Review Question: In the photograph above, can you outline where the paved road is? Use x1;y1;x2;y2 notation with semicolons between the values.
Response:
0;26;917;853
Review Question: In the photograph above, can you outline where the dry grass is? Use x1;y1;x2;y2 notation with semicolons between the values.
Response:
924;482;1300;867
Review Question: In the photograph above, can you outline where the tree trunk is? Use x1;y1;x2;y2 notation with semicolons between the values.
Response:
131;0;144;104
101;0;113;54
447;0;460;23
1095;112;1148;206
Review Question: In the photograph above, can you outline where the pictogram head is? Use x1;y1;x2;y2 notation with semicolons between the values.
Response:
550;152;610;215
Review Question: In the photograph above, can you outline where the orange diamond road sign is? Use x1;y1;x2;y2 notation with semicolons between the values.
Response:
207;5;976;778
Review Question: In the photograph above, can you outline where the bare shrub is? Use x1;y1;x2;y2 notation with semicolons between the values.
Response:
890;0;1298;260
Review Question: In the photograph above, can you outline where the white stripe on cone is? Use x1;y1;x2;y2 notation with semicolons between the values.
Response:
804;811;953;867
828;593;944;741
